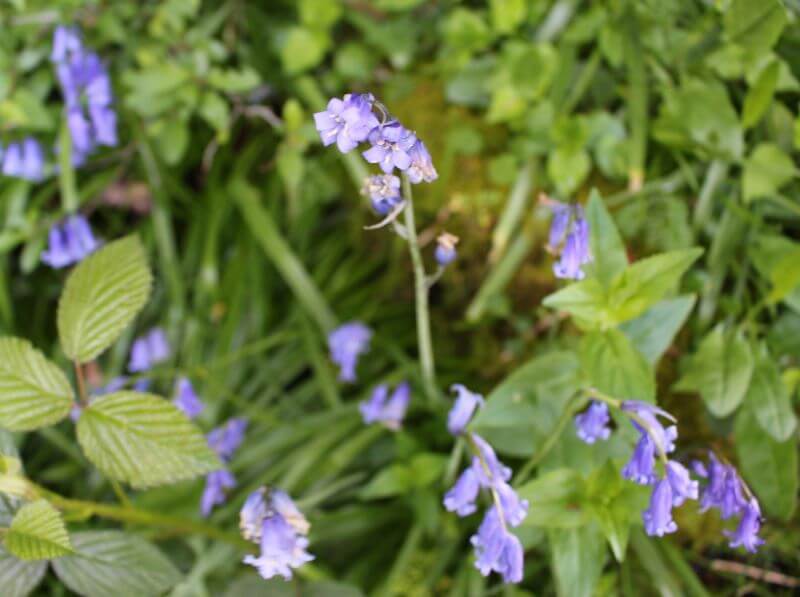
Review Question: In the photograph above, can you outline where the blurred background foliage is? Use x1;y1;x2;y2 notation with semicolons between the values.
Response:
1;0;799;595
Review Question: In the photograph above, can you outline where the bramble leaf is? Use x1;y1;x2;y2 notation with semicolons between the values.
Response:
4;500;71;561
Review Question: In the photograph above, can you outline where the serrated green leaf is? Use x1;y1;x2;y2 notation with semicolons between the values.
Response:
0;547;47;597
52;530;181;597
621;295;696;365
0;337;73;431
735;407;797;520
4;500;71;561
745;344;797;441
58;236;152;363
580;329;655;401
585;190;627;288
674;325;753;417
76;392;220;488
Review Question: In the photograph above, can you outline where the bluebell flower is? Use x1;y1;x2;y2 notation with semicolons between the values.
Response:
621;400;678;455
173;377;203;419
435;233;459;267
547;203;592;281
359;382;410;430
314;93;378;153
201;469;236;517
444;467;480;516
241;488;314;581
495;481;529;527
128;328;170;373
643;478;678;537
725;498;764;553
574;401;611;444
2;139;45;182
363;174;402;215
447;384;484;436
622;433;657;485
406;140;438;184
41;214;99;268
51;26;82;63
362;121;417;174
471;434;512;486
207;418;247;462
328;321;372;383
547;203;571;252
471;508;524;584
665;461;698;506
698;453;747;519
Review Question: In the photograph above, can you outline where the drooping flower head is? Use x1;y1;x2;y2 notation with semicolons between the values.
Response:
443;467;480;517
41;214;99;268
471;508;524;584
314;93;378;153
2;138;45;182
128;328;170;373
201;469;236;517
621;401;678;455
173;377;204;419
697;452;747;520
643;478;678;537
328;321;372;383
241;487;314;581
574;401;611;444
470;434;512;487
447;384;484;436
362;121;417;174
207;418;247;462
725;498;765;553
359;382;410;430
665;461;699;507
547;202;592;280
622;433;658;485
51;26;82;63
435;233;459;267
363;174;402;215
407;140;438;184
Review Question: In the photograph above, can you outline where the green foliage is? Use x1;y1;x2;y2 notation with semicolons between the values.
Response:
4;500;72;561
0;548;47;597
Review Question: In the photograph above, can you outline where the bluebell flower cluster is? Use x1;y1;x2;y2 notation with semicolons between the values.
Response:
1;138;45;181
547;201;592;280
443;385;528;584
52;26;118;165
574;398;764;551
241;488;314;580
202;418;247;516
128;328;170;374
314;92;438;184
435;233;459;267
173;377;204;419
328;321;372;383
363;174;402;215
40;214;99;268
360;382;410;430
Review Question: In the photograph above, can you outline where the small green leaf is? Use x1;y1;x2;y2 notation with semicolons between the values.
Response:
542;278;608;328
52;531;181;597
490;0;527;34
58;236;152;364
580;329;655;401
547;148;591;197
281;27;329;75
517;469;587;528
0;337;73;431
4;500;71;561
735;407;797;520
742;143;796;202
549;524;607;597
725;0;787;56
674;325;753;417
745;344;797;441
621;295;696;365
742;61;779;129
76;392;220;488
585;189;627;288
0;547;47;597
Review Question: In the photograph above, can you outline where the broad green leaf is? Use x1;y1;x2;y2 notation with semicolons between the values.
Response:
58;236;152;363
547;148;591;197
0;337;73;431
725;0;787;56
76;392;220;489
225;575;295;597
674;325;753;417
580;329;655;401
743;143;796;202
621;295;696;365
490;0;526;34
281;27;329;75
517;469;587;528
745;345;797;441
585;190;627;287
0;547;47;597
549;524;607;597
542;278;608;328
52;531;181;597
360;453;446;499
735;407;797;520
607;248;703;324
4;500;71;561
742;61;779;128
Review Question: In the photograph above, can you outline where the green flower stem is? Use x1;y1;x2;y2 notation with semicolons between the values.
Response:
401;174;438;402
58;119;79;213
73;361;88;407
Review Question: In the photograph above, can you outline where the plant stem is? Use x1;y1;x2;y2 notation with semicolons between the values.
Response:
73;361;88;407
401;174;438;402
58;120;79;213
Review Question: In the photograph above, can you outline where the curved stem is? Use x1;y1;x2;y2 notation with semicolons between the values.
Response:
401;174;438;402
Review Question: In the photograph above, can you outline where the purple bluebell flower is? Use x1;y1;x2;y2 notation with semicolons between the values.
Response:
643;478;678;537
471;434;512;487
314;93;378;153
201;469;236;517
207;418;247;462
363;174;402;215
726;498;764;553
51;26;82;63
547;203;592;281
495;481;529;527
665;461;698;506
547;203;571;251
2;139;45;182
447;384;484;436
93;376;128;396
444;467;480;517
698;453;747;519
574;401;611;444
622;401;678;455
471;508;524;584
173;377;203;419
435;233;459;267
622;433;657;485
241;488;314;580
41;214;100;268
128;328;170;373
328;321;372;383
359;382;409;430
362;121;417;174
406;140;438;184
